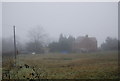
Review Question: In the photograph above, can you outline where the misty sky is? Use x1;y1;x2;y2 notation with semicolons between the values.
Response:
2;2;118;46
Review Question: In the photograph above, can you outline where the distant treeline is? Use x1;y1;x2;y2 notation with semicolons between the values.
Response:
100;37;119;51
48;34;75;53
2;34;119;56
2;26;119;55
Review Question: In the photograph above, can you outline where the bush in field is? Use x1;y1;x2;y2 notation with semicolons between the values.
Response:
2;57;15;79
2;57;15;70
3;63;48;79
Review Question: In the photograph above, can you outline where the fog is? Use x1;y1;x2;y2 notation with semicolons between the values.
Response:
2;2;118;47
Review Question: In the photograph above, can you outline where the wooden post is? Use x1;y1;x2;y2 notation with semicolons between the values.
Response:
13;25;17;66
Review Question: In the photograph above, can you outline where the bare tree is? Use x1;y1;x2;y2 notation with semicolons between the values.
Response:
26;26;47;54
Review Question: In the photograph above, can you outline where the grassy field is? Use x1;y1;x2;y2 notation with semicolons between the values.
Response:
2;51;119;79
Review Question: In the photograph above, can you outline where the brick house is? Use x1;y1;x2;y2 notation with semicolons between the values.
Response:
73;35;97;52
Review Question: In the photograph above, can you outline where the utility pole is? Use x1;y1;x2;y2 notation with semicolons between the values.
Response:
13;25;17;66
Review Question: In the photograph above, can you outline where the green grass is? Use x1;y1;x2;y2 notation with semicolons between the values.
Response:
2;51;119;79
